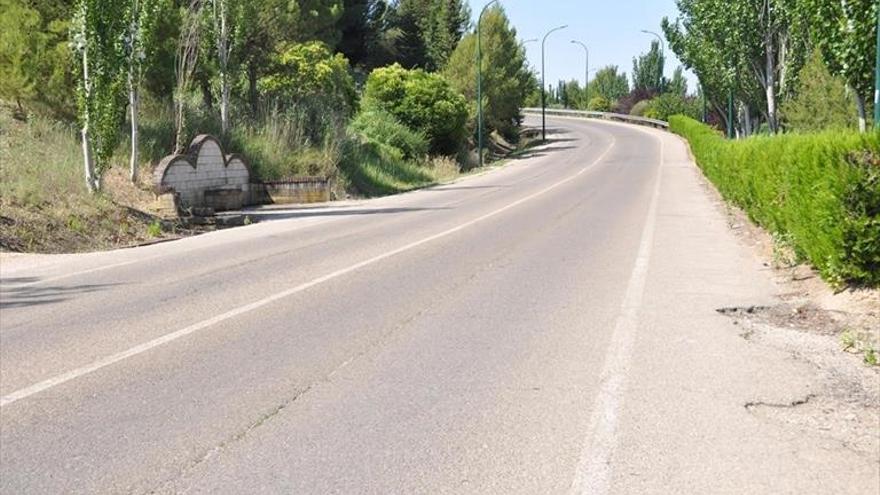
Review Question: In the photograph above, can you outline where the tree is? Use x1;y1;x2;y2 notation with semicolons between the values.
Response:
392;0;470;70
780;50;857;131
0;0;76;119
72;0;129;192
363;63;468;154
801;0;878;131
667;66;688;96
124;0;159;182
589;65;629;104
632;40;665;93
209;0;238;136
442;6;534;140
663;0;809;136
172;0;202;153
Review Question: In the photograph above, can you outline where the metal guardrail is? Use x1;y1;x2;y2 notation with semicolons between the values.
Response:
522;107;669;130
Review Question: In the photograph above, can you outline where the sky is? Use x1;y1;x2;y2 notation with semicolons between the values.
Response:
465;0;697;92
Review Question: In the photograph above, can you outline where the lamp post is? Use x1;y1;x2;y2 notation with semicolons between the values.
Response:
640;29;665;91
477;0;499;169
541;24;568;141
571;40;589;110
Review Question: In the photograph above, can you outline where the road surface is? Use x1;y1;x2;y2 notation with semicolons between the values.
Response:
1;117;876;493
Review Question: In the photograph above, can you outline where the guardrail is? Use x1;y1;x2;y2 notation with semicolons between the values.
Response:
522;107;669;130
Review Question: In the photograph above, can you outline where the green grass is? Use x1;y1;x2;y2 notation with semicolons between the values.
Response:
670;116;880;287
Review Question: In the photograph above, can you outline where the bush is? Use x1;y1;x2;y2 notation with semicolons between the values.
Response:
670;116;880;287
349;110;429;160
780;51;858;132
588;96;612;112
630;100;651;117
645;93;701;121
362;64;468;155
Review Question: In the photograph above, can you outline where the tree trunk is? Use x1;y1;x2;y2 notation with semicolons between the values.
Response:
855;92;867;132
80;35;98;193
129;77;140;183
217;0;230;134
248;63;258;116
765;38;777;134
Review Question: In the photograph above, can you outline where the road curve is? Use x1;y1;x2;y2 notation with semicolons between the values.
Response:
1;117;876;493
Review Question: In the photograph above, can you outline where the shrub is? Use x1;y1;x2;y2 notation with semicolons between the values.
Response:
630;100;651;117
670;116;880;287
780;51;858;132
646;93;700;121
362;64;468;155
349;110;429;160
588;96;612;112
259;42;357;116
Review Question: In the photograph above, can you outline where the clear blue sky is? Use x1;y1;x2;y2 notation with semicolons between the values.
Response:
465;0;697;92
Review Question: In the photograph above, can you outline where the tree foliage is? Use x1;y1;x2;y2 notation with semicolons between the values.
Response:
632;40;665;93
780;51;857;132
72;0;130;191
799;0;878;130
442;6;534;140
589;66;630;104
362;63;467;154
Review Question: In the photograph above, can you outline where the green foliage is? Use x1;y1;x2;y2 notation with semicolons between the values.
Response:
589;66;629;105
339;138;437;197
392;0;470;70
780;51;857;132
670;116;880;287
630;99;652;117
72;0;130;181
362;63;467;155
588;96;612;112
644;93;701;121
259;41;356;115
0;0;76;118
632;41;665;94
442;7;535;140
799;0;877;128
349;109;429;160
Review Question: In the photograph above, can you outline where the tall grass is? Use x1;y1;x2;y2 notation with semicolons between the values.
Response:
670;116;880;287
0;111;86;205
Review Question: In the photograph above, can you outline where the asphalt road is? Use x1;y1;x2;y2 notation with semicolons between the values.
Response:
1;117;876;494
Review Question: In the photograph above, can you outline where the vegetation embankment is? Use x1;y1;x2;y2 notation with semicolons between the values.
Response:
670;116;880;288
1;1;534;253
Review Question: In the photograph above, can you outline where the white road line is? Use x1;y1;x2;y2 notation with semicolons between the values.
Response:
569;133;665;495
0;136;616;408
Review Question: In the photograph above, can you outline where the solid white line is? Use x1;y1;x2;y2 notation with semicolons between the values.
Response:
0;136;617;408
569;134;665;495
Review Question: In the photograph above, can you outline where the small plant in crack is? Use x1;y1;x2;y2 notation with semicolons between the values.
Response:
840;330;856;351
865;348;878;366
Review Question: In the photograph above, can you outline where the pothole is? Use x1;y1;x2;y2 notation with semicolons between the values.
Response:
717;303;845;336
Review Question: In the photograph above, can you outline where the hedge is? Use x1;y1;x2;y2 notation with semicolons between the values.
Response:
669;116;880;287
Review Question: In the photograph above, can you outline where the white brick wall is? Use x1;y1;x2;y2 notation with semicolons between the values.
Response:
154;136;250;207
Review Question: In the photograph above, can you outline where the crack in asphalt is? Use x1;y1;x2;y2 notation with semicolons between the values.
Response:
744;393;816;410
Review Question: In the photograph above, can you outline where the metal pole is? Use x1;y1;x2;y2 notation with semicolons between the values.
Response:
875;1;879;129
701;82;707;123
571;41;589;110
541;25;568;141
477;0;498;169
727;88;734;139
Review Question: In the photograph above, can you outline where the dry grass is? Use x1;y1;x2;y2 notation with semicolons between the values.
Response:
0;107;168;253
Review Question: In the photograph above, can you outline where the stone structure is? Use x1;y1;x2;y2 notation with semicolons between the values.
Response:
256;177;332;204
153;135;251;211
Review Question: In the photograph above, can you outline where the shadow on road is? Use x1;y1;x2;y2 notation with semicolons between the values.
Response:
240;206;451;222
0;279;122;309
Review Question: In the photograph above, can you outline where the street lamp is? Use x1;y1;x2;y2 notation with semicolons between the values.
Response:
541;24;568;141
571;40;589;110
640;29;665;90
521;38;538;45
477;0;499;169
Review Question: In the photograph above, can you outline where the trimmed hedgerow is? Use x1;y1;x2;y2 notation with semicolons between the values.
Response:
670;116;879;287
